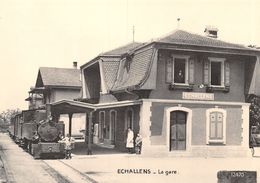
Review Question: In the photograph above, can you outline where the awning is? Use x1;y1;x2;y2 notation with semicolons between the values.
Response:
29;87;47;93
25;97;32;101
51;99;142;115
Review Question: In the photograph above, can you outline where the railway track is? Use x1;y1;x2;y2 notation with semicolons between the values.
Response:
43;159;97;183
0;145;15;183
0;152;8;182
0;133;96;183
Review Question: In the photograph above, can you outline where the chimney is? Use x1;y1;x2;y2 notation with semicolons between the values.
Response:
204;26;218;38
73;61;77;69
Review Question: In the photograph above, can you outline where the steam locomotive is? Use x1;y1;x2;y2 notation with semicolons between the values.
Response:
9;109;65;159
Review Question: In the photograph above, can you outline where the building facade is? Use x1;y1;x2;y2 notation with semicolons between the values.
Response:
25;64;85;137
26;64;81;109
52;29;260;157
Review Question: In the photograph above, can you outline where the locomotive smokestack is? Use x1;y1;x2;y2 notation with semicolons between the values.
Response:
73;61;77;69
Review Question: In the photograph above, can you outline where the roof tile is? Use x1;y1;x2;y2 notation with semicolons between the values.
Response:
102;42;144;56
112;48;155;90
102;57;121;90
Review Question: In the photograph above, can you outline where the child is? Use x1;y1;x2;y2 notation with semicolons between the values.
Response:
135;133;142;154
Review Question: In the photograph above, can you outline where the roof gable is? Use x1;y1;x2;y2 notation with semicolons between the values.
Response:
35;67;81;88
35;70;44;87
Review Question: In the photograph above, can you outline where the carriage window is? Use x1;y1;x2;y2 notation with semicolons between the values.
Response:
206;108;226;144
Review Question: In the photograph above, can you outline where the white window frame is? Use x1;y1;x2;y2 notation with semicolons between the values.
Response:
206;108;226;144
125;108;134;131
172;55;190;85
208;57;225;87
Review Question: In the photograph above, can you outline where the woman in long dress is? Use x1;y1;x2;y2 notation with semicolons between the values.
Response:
126;128;134;153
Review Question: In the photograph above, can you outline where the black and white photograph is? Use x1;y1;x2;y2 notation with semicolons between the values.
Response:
0;0;260;182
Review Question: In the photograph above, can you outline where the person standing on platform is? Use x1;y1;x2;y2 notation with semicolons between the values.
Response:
59;134;75;159
126;128;134;153
135;133;142;154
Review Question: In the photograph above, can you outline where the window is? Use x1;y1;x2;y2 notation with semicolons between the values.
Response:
209;57;225;86
166;55;190;85
206;108;226;144
174;58;186;83
209;112;223;139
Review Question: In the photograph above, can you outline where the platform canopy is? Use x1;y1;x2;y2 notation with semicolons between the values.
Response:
51;99;142;115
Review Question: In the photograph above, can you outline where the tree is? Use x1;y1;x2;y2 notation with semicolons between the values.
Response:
246;94;260;146
0;108;21;124
247;95;260;127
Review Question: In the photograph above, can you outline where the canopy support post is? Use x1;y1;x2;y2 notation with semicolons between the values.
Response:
68;113;73;137
87;111;94;155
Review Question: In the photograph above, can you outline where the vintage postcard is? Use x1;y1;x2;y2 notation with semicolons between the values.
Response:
0;0;259;183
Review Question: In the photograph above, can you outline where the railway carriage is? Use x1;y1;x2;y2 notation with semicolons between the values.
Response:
9;112;22;143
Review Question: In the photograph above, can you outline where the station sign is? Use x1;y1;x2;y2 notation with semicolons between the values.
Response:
182;92;214;101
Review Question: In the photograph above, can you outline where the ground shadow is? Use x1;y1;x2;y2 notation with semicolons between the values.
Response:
72;142;127;155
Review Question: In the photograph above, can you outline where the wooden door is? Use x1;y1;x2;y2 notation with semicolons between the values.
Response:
170;111;187;151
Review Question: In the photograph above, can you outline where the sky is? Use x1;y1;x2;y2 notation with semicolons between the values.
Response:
0;0;259;112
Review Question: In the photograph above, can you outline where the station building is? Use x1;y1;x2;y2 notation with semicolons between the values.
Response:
26;63;84;137
51;28;260;157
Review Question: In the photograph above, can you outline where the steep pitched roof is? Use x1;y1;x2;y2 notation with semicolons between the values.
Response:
36;67;81;88
156;29;251;50
112;47;156;91
80;42;144;70
102;57;121;90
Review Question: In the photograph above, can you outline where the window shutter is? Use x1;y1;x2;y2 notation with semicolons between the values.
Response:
203;59;210;85
166;57;172;83
224;61;230;86
188;58;195;84
210;113;216;139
